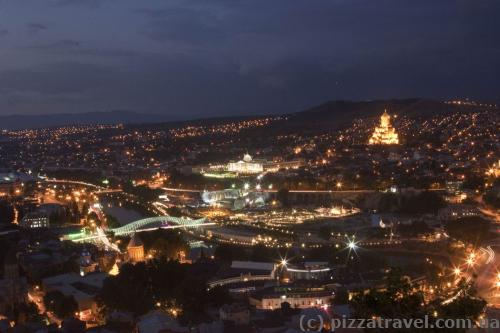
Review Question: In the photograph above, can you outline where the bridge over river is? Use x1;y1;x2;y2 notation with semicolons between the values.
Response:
64;215;214;251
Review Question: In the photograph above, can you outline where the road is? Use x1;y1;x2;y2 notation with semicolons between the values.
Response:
475;242;500;306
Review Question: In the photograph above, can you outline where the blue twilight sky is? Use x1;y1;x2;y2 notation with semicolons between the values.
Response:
0;0;499;118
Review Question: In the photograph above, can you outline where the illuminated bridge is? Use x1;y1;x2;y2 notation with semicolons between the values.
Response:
110;216;210;236
64;215;213;247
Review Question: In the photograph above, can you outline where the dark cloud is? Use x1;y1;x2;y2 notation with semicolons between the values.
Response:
49;0;113;8
0;0;499;116
31;39;81;49
138;7;227;45
26;22;47;35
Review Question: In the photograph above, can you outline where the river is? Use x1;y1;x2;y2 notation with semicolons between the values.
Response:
100;198;146;226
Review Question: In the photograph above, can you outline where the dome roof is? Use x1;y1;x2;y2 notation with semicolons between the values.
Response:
243;153;252;162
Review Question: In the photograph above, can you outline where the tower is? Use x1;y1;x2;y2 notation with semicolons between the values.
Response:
127;233;144;263
369;110;400;145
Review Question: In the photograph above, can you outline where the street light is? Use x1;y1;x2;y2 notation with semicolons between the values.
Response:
466;257;475;266
280;258;288;267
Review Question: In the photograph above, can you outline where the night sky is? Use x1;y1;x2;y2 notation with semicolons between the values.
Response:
0;0;499;118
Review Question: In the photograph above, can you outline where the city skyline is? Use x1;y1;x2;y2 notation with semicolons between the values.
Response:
0;2;498;332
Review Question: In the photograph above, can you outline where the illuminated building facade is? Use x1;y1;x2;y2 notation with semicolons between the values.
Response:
20;212;50;229
228;154;264;174
193;154;304;178
369;110;399;145
127;233;145;262
249;285;332;310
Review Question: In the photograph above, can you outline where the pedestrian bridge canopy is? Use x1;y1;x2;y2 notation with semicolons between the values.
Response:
110;216;208;236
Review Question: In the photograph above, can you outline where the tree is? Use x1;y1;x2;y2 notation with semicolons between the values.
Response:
98;258;215;324
0;200;15;224
276;188;290;207
484;186;500;209
207;286;232;307
140;229;189;260
250;244;276;262
378;191;446;215
16;302;45;324
378;193;399;213
105;214;121;229
352;268;485;333
98;262;154;316
214;244;247;262
166;206;183;217
333;288;349;305
398;221;432;237
445;217;491;245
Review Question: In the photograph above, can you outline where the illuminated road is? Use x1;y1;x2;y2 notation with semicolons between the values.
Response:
162;186;445;194
44;178;123;195
162;187;376;194
476;242;500;306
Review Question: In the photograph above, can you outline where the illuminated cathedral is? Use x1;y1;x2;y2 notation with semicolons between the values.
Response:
369;110;399;145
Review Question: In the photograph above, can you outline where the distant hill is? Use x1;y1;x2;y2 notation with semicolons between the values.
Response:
0;98;495;130
0;111;171;130
287;98;492;126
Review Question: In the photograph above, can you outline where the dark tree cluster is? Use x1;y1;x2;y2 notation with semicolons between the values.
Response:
352;268;486;333
445;216;491;245
484;183;500;209
0;200;15;224
378;191;446;215
98;258;227;324
122;183;163;202
139;229;189;260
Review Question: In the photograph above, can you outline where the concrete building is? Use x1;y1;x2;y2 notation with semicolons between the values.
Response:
20;212;50;229
127;233;145;262
249;285;333;310
228;154;265;174
284;262;332;281
41;272;107;323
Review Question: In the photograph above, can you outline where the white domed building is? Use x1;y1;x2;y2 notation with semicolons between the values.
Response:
228;153;264;174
